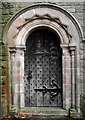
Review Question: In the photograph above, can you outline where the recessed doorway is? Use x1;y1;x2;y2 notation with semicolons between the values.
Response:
24;28;62;107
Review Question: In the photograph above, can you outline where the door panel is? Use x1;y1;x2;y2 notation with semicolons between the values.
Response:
24;29;62;107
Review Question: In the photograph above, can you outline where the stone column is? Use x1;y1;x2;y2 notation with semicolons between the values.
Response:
61;44;71;110
9;48;16;106
10;46;25;110
70;47;76;108
69;47;80;118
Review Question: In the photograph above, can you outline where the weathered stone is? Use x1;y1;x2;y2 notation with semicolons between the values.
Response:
80;50;83;55
62;6;75;12
2;69;7;76
1;1;85;119
2;104;8;117
75;6;83;13
2;9;9;15
69;108;80;118
9;105;18;114
78;20;83;27
72;13;83;20
2;2;14;9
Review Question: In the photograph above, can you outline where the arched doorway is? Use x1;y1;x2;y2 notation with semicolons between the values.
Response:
3;3;83;117
24;28;62;107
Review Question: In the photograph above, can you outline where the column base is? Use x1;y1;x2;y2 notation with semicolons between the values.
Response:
69;108;81;118
9;105;18;116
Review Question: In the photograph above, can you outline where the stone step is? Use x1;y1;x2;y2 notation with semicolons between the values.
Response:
12;115;83;120
28;115;82;120
20;107;68;116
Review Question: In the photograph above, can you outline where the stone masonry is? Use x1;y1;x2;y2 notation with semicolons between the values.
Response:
1;0;85;119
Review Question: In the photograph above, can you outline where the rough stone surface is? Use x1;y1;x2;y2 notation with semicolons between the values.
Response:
1;1;84;31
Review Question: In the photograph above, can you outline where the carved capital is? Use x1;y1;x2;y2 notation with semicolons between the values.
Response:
69;46;76;51
60;44;70;55
15;46;26;50
9;47;16;53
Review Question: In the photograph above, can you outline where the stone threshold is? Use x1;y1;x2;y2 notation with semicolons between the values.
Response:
20;107;68;116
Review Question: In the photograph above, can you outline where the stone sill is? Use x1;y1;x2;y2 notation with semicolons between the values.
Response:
20;107;68;116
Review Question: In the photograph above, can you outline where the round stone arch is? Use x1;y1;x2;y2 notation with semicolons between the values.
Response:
16;20;69;46
15;20;70;109
3;3;84;116
3;3;83;45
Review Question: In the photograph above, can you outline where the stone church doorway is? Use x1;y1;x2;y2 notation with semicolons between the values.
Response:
24;28;62;107
4;3;83;117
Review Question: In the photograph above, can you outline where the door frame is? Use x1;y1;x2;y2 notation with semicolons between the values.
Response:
9;23;75;110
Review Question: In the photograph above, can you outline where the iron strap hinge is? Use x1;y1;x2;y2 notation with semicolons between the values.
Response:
34;80;61;101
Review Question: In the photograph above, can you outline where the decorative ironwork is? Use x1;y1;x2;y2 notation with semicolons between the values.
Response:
34;79;61;101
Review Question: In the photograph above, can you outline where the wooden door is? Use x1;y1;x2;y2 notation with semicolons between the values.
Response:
24;29;62;107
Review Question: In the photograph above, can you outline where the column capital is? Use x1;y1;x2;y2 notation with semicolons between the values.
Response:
69;46;76;52
9;45;26;52
60;44;70;55
60;43;69;49
15;46;26;50
9;47;16;53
